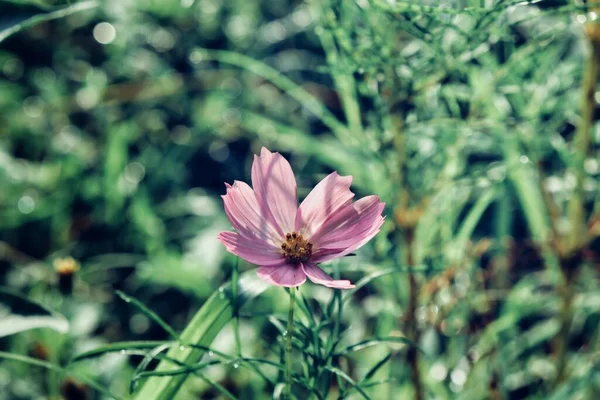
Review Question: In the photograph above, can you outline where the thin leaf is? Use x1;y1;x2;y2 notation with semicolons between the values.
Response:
130;343;174;393
116;290;180;341
0;0;97;43
453;187;498;248
335;336;421;357
0;351;123;400
324;366;370;400
0;287;69;337
71;341;170;362
197;49;351;140
342;266;435;303
132;271;270;400
362;353;392;382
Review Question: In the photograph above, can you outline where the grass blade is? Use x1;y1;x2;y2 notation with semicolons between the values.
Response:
116;290;180;341
0;1;97;43
335;336;420;357
71;341;170;362
0;287;69;337
0;351;123;400
362;353;392;382
324;366;370;400
132;271;270;400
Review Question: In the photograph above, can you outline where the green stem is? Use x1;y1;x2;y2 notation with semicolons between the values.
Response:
285;287;296;400
554;19;600;387
567;29;600;250
232;258;242;357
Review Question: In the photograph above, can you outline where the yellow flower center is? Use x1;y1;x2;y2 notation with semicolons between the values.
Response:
281;232;313;264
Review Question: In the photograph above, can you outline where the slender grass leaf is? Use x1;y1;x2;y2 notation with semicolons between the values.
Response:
132;271;270;400
324;366;370;400
0;0;97;43
0;287;69;337
197;49;350;140
130;343;174;393
447;186;498;264
335;336;421;357
0;351;123;400
71;341;171;363
116;290;179;341
363;353;392;381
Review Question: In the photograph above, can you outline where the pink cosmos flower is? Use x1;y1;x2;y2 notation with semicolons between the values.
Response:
218;147;385;289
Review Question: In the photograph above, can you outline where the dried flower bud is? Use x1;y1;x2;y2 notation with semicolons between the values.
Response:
53;257;80;295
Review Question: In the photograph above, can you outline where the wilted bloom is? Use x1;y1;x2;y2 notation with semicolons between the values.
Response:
54;257;80;295
218;147;385;289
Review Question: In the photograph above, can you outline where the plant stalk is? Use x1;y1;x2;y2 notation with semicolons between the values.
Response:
554;16;600;387
567;24;600;251
285;287;296;399
232;258;242;357
405;228;424;400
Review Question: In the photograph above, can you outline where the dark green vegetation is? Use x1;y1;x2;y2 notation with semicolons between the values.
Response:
1;0;599;399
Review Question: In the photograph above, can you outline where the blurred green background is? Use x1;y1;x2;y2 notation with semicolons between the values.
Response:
1;0;600;399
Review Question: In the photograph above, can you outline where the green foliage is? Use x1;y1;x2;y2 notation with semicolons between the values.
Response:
0;287;69;337
1;0;600;399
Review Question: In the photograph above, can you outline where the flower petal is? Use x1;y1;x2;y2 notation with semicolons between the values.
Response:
311;195;385;263
256;264;306;287
218;231;285;266
222;180;282;243
301;262;355;289
251;147;297;235
295;172;354;237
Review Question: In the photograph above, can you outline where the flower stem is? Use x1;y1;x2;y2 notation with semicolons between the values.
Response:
232;258;242;357
554;15;600;387
285;287;296;399
405;229;424;400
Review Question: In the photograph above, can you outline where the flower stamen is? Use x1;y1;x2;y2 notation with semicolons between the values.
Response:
281;231;312;263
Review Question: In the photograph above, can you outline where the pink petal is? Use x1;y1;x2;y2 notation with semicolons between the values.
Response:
218;231;285;266
222;180;283;243
251;147;297;235
301;262;355;289
311;195;385;263
295;172;354;237
256;264;306;287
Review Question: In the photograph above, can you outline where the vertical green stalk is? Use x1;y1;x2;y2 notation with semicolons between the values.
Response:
555;19;600;387
390;97;423;400
404;229;423;400
285;287;296;399
232;258;242;357
567;27;600;251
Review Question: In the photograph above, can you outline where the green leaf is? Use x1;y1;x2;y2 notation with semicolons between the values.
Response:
446;186;498;264
130;343;174;393
0;0;97;43
196;49;351;141
71;341;170;362
0;351;123;400
0;287;69;337
116;290;180;341
325;366;370;400
335;336;421;357
502;132;561;279
132;271;270;400
363;353;392;381
342;265;436;303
